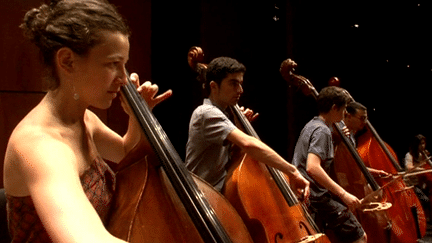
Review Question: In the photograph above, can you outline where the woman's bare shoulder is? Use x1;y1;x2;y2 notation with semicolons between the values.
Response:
7;110;65;154
4;115;77;195
84;109;109;132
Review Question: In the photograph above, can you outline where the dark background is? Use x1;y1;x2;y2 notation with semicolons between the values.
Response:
149;1;432;165
1;1;431;187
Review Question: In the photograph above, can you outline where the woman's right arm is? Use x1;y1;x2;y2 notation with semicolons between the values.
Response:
405;153;414;170
5;132;126;243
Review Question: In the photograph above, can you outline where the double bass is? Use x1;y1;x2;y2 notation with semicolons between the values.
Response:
280;59;394;243
188;46;331;243
328;77;427;241
106;72;254;242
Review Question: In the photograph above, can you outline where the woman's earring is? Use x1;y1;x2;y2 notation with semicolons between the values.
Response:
73;86;79;100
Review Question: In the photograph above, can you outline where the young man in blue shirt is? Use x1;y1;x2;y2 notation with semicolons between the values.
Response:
292;86;367;243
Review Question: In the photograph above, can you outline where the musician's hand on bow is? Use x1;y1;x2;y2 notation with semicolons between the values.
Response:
340;191;361;212
289;170;310;202
368;167;391;178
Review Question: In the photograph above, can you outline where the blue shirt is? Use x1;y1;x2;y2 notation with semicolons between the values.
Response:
185;99;237;191
292;117;334;199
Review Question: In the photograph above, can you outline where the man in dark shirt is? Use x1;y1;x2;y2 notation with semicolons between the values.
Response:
292;86;367;243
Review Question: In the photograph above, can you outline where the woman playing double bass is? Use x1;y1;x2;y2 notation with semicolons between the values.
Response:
405;134;430;171
3;0;171;241
405;134;432;221
6;1;256;242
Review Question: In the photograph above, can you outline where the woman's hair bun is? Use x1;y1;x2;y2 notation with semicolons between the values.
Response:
20;4;50;45
49;0;61;8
